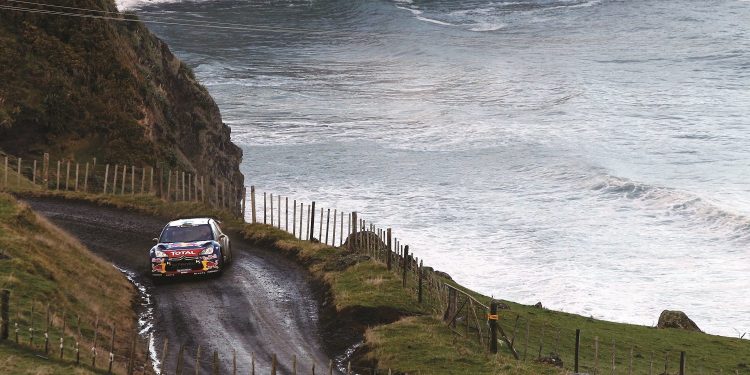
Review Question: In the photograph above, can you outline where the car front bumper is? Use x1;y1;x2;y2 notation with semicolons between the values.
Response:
151;255;220;277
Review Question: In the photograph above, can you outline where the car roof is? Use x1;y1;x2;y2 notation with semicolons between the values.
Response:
166;218;213;227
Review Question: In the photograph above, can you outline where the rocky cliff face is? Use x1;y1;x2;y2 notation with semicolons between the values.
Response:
0;0;243;188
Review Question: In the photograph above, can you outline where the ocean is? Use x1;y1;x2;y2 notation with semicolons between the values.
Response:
118;0;750;337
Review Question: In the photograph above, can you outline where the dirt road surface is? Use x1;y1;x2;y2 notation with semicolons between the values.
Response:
25;197;333;374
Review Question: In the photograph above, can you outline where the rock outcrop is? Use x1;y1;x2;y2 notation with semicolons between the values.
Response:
0;0;243;188
657;310;701;332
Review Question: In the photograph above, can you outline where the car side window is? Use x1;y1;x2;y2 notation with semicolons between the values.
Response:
210;221;222;239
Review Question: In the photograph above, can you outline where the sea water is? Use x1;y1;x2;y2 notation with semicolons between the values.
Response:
119;0;750;337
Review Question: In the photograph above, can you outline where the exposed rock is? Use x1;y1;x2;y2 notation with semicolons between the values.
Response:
323;253;371;272
498;301;511;310
537;354;563;367
657;310;701;332
0;252;9;260
0;1;243;190
343;231;386;252
534;302;543;309
434;270;453;280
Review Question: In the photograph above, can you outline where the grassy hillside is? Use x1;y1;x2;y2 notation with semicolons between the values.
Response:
6;187;750;374
0;0;243;188
0;192;139;373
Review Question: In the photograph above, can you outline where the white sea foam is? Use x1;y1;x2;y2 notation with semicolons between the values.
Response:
415;16;455;26
469;22;507;32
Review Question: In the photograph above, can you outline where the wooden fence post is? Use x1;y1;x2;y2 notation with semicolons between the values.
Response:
325;208;331;245
160;338;169;374
59;310;66;360
84;163;89;192
332;209;337;246
629;345;634;375
402;245;409;287
418;260;424;303
309;202;316;241
278;194;281;228
176;343;185;375
74;163;79;191
285;197;289;231
232;349;237;375
194;345;201;375
271;353;277;375
113;165;119;195
270;193;274;226
16;158;21;187
107;326;115;374
0;289;8;340
121;165;127;195
242;187;247;220
679;351;686;375
489;300;498;354
350;212;357;250
56;160;61;190
573;328;581;373
32;160;37;185
44;304;50;354
92;316;100;368
340;212;344;246
250;186;256;223
140;166;146;194
612;339;617;375
103;164;110;194
181;171;186;201
43;153;49;188
292;199;297;237
386;228;392;271
299;203;304;240
131;166;135;195
65;160;71;190
150;167;154;194
318;207;324;241
75;315;81;365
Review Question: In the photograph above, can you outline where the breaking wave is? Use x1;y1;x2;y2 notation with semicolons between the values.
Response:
591;175;750;243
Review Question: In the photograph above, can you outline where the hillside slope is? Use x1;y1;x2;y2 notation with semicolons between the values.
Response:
0;0;243;188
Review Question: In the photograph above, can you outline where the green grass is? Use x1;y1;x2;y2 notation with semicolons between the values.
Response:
0;342;103;375
3;185;749;374
0;192;140;373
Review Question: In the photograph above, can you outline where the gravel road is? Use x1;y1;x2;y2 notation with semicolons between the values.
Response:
25;197;333;374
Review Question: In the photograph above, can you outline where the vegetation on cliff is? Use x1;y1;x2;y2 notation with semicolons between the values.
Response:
0;0;243;188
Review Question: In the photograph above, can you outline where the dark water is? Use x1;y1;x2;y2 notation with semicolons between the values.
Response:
120;0;750;337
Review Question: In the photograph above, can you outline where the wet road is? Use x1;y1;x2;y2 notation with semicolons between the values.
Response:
25;198;332;374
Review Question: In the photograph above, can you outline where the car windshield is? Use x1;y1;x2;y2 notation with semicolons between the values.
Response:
159;224;214;243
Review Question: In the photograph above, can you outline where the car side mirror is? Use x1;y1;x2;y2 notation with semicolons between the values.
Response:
153;238;159;243
219;234;226;240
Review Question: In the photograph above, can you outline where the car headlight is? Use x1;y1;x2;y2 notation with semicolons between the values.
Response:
153;249;167;258
200;246;215;255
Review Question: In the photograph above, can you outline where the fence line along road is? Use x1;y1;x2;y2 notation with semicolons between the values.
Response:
0;152;735;374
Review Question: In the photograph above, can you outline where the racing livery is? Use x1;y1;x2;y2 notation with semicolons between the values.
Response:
150;218;233;278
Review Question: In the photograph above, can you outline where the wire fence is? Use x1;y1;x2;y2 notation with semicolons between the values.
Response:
0;152;244;217
242;187;749;375
1;152;747;374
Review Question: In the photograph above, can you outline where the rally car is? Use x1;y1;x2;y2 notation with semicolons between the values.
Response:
150;218;233;279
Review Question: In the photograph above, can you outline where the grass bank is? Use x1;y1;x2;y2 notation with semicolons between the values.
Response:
0;192;138;374
5;187;750;374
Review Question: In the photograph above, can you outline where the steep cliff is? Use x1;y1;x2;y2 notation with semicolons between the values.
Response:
0;0;243;187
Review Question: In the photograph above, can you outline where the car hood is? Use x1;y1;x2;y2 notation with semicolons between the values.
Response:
152;241;217;258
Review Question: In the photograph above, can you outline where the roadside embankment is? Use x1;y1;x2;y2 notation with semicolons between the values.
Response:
6;187;750;374
0;192;138;374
